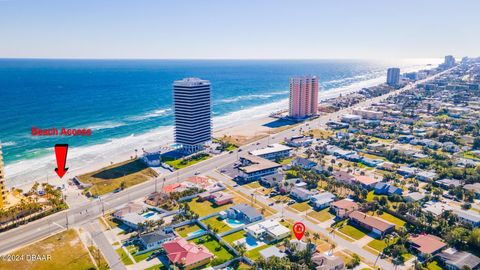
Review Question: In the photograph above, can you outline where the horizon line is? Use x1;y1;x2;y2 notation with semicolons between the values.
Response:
0;57;446;61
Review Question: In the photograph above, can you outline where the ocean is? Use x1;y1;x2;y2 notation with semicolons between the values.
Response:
0;58;441;187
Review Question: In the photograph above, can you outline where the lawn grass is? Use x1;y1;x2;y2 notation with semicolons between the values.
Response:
222;230;246;244
246;244;272;260
144;264;167;270
366;239;388;252
427;260;443;270
88;246;109;270
280;157;293;165
308;208;334;222
187;197;236;217
202;216;232;233
191;235;235;265
338;225;367;240
175;223;202;238
78;159;158;196
116;247;134;265
290;201;311;212
164;154;210;169
377;212;406;229
0;229;97;270
366;190;375;202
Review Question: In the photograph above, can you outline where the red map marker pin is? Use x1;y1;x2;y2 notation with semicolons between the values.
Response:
293;222;306;240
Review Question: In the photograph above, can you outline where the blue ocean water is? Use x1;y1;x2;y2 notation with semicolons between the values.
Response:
0;59;435;169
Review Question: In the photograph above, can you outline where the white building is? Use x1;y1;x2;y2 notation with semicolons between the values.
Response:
250;143;292;160
245;219;290;241
173;78;212;153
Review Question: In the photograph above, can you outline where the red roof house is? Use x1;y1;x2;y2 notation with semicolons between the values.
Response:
409;234;446;256
162;238;214;269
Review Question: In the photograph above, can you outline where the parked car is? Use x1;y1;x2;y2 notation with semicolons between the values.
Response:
287;200;296;205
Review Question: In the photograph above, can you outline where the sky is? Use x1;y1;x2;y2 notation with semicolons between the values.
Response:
0;0;479;59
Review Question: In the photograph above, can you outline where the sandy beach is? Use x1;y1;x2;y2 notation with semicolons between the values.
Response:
5;62;438;191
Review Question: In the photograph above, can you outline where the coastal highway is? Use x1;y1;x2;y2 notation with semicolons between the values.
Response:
0;67;453;266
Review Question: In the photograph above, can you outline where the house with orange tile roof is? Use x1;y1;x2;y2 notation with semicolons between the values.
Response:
162;238;214;270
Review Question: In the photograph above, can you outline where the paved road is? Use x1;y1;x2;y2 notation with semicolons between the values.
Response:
209;170;398;270
0;67;453;267
85;220;127;270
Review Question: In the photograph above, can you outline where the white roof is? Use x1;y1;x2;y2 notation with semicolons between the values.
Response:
268;223;290;237
250;143;292;156
173;77;210;86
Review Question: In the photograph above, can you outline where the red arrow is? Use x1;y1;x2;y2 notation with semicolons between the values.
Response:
54;144;69;178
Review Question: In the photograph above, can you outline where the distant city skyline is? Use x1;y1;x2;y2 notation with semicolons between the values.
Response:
0;0;479;59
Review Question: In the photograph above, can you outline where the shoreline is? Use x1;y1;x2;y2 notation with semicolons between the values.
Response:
5;62;437;190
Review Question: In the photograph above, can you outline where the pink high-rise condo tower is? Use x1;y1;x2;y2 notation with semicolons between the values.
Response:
289;76;319;118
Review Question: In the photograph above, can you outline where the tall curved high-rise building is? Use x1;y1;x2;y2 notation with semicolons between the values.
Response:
173;78;212;153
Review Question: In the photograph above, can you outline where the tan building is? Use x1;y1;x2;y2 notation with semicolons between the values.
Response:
0;144;6;208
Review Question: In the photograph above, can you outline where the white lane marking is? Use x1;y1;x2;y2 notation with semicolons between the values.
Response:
52;222;65;229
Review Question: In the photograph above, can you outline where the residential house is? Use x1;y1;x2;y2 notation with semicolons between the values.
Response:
377;162;397;171
162;238;214;270
404;192;426;202
288;239;316;254
259;246;286;260
330;199;359;218
361;157;384;167
245;219;290;241
374;182;403;196
354;175;380;190
435;178;462;190
333;171;355;185
348;211;395;238
409;234;446;258
464;183;480;199
291;157;317;170
416;170;438;182
223;203;263;224
260;173;285;188
137;229;176;252
145;192;170;207
438;248;480;270
211;192;234;206
310;192;336;210
285;135;314;147
453;209;480;227
312;254;345;270
290;187;316;202
397;166;419;178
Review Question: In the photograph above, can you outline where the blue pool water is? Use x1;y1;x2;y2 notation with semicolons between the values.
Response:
143;212;156;218
188;229;205;237
245;235;259;247
226;218;245;225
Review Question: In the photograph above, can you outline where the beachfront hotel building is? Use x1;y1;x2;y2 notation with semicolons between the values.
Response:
444;55;456;68
0;144;6;208
288;76;319;119
173;78;212;153
386;67;400;86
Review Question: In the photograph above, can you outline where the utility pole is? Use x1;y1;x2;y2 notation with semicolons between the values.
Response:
65;212;69;229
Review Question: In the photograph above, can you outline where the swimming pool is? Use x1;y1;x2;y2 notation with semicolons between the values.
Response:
245;235;259;247
226;218;245;225
188;229;205;238
143;211;156;218
233;235;265;250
